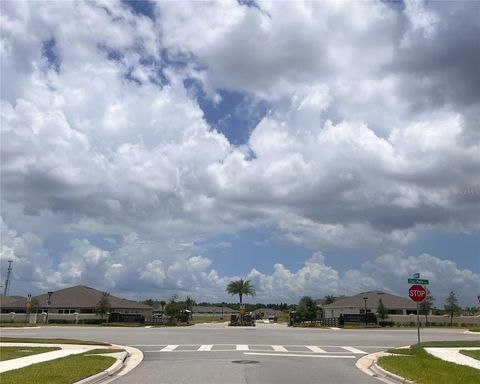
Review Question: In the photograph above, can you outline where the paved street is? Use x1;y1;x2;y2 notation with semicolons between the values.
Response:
1;323;478;384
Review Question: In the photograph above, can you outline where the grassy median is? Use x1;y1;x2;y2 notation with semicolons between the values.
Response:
0;337;110;345
460;349;480;360
0;354;115;384
0;346;60;361
379;341;480;384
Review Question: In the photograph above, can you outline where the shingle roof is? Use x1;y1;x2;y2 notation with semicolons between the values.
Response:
33;285;153;310
321;291;417;310
0;296;28;308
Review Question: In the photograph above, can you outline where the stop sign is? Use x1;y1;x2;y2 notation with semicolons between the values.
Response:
409;284;426;302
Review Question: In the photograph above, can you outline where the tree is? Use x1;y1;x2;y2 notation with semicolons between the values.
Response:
95;292;111;322
377;298;388;321
464;306;478;315
225;279;256;304
324;295;335;305
159;300;166;314
444;291;461;325
141;299;155;307
419;289;435;326
296;296;317;323
165;296;181;325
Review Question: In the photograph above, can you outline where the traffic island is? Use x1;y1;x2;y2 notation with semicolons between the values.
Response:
0;338;138;384
358;341;480;384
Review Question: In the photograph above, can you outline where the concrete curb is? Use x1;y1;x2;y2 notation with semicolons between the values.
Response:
356;351;414;384
73;350;130;384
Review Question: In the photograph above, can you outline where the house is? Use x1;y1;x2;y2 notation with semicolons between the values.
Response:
191;305;238;317
320;290;418;318
34;285;153;317
0;296;28;313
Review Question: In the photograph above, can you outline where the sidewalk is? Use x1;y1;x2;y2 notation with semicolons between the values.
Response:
0;343;99;373
0;341;143;384
425;347;480;370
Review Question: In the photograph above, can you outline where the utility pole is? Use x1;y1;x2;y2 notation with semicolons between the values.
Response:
3;260;13;296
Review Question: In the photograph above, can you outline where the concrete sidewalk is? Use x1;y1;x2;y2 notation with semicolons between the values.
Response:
0;343;101;373
425;347;480;370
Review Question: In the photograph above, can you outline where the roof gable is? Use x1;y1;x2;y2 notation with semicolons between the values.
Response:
33;285;152;309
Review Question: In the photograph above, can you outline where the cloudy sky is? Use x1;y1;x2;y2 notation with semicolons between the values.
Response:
1;0;479;306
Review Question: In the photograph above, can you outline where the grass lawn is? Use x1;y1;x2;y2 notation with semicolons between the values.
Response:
0;323;39;328
0;354;115;384
0;346;60;361
460;349;480;361
469;327;480;332
379;344;480;384
418;341;480;348
0;337;110;346
82;348;125;354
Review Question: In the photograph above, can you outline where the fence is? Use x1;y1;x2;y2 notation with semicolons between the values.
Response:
0;312;102;324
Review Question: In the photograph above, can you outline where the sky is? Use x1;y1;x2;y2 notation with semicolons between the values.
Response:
1;0;479;307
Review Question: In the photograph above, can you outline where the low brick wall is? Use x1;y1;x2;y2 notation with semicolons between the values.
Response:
388;314;480;326
0;312;102;324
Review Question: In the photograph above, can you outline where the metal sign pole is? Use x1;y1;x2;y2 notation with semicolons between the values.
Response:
416;301;420;345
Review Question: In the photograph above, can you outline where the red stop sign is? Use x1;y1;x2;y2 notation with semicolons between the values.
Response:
409;284;426;302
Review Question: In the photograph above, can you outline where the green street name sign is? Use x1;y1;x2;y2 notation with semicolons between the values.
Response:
408;278;429;285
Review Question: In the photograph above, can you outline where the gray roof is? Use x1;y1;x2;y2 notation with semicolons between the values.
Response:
33;285;153;310
0;296;28;309
321;291;417;310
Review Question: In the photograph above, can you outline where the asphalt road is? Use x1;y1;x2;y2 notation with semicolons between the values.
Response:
2;323;479;384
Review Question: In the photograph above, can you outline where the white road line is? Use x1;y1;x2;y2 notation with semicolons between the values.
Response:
236;345;249;351
341;346;366;354
197;345;213;351
306;346;327;353
244;352;355;359
160;345;179;352
272;345;288;352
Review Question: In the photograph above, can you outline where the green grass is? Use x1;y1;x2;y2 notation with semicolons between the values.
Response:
460;349;480;361
0;346;60;361
0;337;110;346
378;347;480;384
0;354;115;384
82;348;125;354
0;323;38;327
418;341;480;348
469;327;480;332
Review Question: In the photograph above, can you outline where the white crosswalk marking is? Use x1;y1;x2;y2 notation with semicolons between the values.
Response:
306;346;327;353
272;345;288;352
340;346;366;354
197;345;213;351
160;345;179;352
236;344;249;351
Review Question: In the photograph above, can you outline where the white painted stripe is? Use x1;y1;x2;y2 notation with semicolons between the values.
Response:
341;346;366;354
236;345;249;351
244;352;355;359
197;345;213;351
306;346;327;353
160;345;179;352
272;345;288;352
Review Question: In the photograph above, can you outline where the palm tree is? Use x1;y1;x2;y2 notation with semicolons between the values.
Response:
226;279;255;304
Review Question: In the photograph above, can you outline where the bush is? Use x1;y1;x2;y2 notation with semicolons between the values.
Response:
48;319;75;324
79;319;103;325
379;321;395;327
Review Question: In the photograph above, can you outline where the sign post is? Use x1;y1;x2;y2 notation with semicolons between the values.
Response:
408;275;428;345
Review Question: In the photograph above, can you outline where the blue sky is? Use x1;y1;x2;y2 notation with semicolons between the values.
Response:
1;0;479;306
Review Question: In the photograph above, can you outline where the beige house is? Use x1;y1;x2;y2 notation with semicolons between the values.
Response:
320;290;418;318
